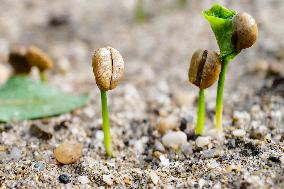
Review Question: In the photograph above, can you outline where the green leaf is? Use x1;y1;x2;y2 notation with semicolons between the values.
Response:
202;4;239;60
0;76;89;122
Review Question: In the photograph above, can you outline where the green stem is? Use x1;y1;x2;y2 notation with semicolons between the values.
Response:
215;58;230;131
39;71;47;82
100;90;112;157
177;0;187;8
135;0;145;24
195;89;205;135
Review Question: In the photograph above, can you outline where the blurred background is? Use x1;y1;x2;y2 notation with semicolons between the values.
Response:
0;0;283;115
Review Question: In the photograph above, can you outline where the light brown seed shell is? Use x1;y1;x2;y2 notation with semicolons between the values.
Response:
92;47;124;91
26;46;54;72
188;49;221;89
232;12;258;51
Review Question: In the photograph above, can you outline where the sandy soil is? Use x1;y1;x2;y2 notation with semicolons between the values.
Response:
0;0;284;188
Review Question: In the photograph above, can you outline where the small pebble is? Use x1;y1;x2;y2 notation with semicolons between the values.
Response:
134;137;147;154
156;116;178;134
195;136;211;148
181;143;193;155
226;139;236;149
154;140;165;152
95;130;104;141
159;155;170;166
174;91;195;107
84;107;95;118
33;162;44;171
54;141;82;164
102;174;113;185
78;176;89;184
232;129;246;137
246;175;262;186
201;149;220;159
213;183;222;189
59;174;70;184
149;171;159;185
198;178;206;188
162;131;187;149
9;147;21;160
204;129;224;140
0;145;6;152
207;159;219;169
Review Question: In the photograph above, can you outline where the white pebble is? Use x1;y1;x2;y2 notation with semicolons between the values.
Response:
198;178;206;188
207;159;219;169
232;129;246;137
95;130;104;141
196;136;211;147
154;140;165;152
159;155;170;166
78;176;89;184
10;147;21;160
213;182;222;189
149;171;159;185
181;143;193;155
156;116;178;134
204;129;224;140
84;107;95;118
162;131;187;149
134;137;148;154
102;175;113;185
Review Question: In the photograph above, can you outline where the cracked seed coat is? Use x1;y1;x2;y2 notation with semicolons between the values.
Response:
188;50;221;89
92;47;124;91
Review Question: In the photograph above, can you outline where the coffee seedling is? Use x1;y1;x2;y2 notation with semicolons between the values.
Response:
92;46;124;157
26;46;54;82
188;49;221;135
202;4;258;131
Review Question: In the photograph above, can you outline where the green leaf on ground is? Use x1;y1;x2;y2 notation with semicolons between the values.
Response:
0;76;88;122
202;4;239;60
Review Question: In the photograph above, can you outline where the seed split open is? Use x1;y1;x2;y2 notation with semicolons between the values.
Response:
92;47;124;91
188;49;221;89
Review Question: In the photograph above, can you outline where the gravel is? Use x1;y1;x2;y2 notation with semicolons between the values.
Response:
1;0;284;188
58;174;70;184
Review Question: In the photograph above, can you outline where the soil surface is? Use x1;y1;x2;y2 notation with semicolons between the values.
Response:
0;0;284;188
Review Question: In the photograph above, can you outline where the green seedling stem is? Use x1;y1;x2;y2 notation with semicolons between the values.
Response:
100;90;112;157
195;89;205;135
177;0;187;8
215;57;230;131
39;72;47;82
135;0;145;23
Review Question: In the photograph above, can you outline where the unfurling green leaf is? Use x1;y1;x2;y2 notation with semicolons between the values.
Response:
202;4;239;60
